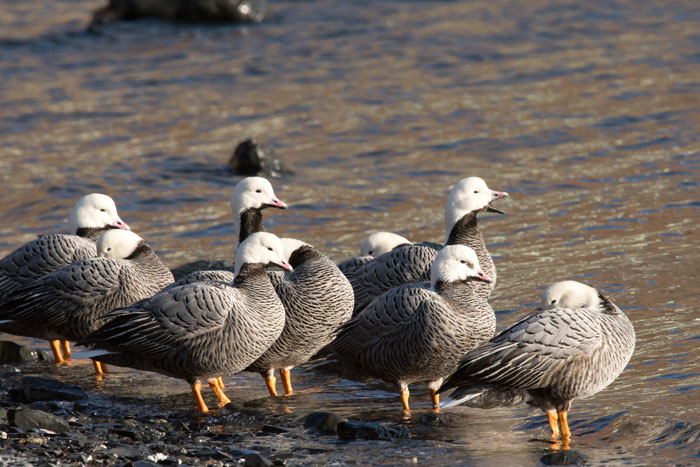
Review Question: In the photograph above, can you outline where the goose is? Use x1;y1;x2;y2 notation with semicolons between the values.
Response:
337;232;412;275
348;177;507;315
246;238;354;396
0;230;172;368
438;281;636;441
0;193;129;298
169;176;286;280
77;232;291;413
332;245;495;411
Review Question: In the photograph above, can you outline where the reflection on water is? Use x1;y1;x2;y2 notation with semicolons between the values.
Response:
1;0;699;464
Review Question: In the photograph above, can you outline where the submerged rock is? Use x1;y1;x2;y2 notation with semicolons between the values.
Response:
90;0;268;29
304;411;345;436
19;376;87;403
541;450;590;466
0;341;52;363
337;421;410;440
228;138;293;178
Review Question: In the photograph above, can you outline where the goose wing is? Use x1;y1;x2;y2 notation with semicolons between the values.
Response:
0;234;96;296
334;285;442;370
170;269;235;288
0;257;126;327
84;281;235;358
337;255;373;276
442;307;602;391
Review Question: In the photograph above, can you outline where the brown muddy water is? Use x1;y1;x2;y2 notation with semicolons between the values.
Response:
1;0;699;464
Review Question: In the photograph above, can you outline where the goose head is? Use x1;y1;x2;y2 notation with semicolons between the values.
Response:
444;177;508;241
68;193;129;233
230;176;286;215
430;245;492;288
234;232;292;275
97;230;144;259
360;232;412;257
542;280;602;311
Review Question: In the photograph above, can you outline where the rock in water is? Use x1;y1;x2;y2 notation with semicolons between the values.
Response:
336;421;410;440
19;376;87;403
228;138;293;178
541;451;589;466
90;0;268;29
304;412;346;436
0;341;51;363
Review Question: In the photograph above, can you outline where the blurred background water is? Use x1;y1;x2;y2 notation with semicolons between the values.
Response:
1;0;699;464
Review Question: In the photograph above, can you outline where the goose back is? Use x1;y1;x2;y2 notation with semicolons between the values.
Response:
248;247;354;373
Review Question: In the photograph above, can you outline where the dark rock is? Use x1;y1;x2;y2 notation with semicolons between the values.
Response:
19;376;87;403
195;448;233;460
304;412;345;436
7;407;70;434
228;138;293;178
111;428;141;440
0;341;51;363
244;452;274;467
229;448;259;458
90;0;268;30
131;461;158;467
541;450;589;465
259;425;290;435
337;421;410;440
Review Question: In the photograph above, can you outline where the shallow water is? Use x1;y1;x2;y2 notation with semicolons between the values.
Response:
1;0;699;464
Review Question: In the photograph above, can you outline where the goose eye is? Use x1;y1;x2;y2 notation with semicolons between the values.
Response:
368;250;373;255
107;247;112;251
267;247;273;251
473;190;478;193
460;260;466;264
551;299;556;304
100;208;106;212
256;189;262;193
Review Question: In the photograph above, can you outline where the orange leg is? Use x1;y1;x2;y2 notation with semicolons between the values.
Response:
400;389;410;411
208;379;231;407
429;388;440;412
265;373;278;396
93;360;105;376
60;340;71;360
190;381;209;413
558;411;571;439
547;411;560;438
49;340;66;364
217;376;225;390
280;368;293;396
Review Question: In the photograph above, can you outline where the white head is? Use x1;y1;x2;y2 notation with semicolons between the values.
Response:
444;177;508;241
360;232;411;257
67;193;129;233
542;281;601;311
430;245;492;288
230;177;286;216
279;237;312;261
234;232;292;275
97;230;144;259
